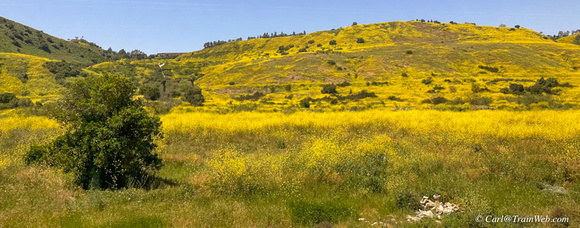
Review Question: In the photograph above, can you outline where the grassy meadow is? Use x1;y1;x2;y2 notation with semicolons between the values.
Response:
1;109;579;227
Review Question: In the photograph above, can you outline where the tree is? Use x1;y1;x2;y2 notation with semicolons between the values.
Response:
352;22;358;26
140;83;161;100
25;74;163;190
182;86;205;106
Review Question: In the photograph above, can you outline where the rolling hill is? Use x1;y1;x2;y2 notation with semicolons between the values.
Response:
0;16;114;65
88;21;580;112
2;18;580;111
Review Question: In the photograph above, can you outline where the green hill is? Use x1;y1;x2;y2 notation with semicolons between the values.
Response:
0;17;114;65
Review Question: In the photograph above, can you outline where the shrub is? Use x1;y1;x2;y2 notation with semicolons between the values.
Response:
285;84;292;92
40;44;51;53
509;83;525;93
25;74;163;190
336;81;351;87
340;90;376;100
401;72;408;77
471;83;489;93
406;50;413;54
308;40;315;44
321;84;338;94
140;83;161;101
478;65;499;73
329;40;337;45
327;60;336;65
44;61;87;82
388;96;404;101
235;91;265;101
526;77;560;94
433;85;445;91
0;93;17;103
421;77;433;85
182;86;205;105
300;97;312;108
422;96;448;105
356;38;365;43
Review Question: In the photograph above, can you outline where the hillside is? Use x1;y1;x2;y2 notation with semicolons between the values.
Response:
0;52;83;99
0;17;114;65
559;33;580;45
89;21;580;112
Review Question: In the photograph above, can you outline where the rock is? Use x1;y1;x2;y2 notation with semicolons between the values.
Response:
407;215;421;222
407;194;461;223
433;194;441;200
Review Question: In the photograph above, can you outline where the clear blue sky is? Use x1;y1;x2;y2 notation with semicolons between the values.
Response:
1;0;579;54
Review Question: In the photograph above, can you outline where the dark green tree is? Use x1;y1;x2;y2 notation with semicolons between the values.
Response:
25;74;163;190
182;86;205;106
140;83;161;101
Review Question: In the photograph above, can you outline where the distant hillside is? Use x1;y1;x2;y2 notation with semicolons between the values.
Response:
0;53;68;98
558;33;580;45
0;17;114;64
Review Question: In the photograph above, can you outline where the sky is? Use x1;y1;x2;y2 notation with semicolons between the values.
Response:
1;0;579;54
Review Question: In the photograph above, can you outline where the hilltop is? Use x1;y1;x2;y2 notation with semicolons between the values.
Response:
0;17;114;65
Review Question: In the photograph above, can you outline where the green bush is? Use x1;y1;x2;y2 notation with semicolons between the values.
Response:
421;77;433;85
182;86;205;106
356;38;365;43
300;98;312;108
140;83;161;101
329;40;337;45
0;93;17;103
321;84;338;94
422;96;448;105
478;65;499;73
25;74;163;190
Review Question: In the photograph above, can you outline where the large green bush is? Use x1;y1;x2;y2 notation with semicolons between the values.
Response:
25;74;163;190
182;86;205;106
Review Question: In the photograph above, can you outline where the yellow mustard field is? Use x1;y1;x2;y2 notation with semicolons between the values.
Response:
162;109;580;140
